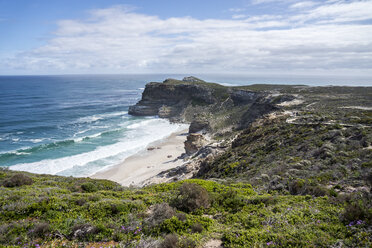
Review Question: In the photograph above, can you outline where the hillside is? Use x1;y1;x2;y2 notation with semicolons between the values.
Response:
1;169;371;247
196;84;372;194
0;77;371;247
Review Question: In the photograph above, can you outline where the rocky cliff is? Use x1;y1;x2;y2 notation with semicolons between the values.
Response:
128;79;216;117
128;77;284;133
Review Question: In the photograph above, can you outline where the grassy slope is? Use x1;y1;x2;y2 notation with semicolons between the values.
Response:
0;169;371;247
197;116;372;192
197;83;372;188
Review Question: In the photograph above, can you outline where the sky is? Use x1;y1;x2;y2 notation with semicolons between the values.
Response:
0;0;372;77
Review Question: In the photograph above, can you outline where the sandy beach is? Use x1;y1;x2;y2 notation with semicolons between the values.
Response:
92;129;188;186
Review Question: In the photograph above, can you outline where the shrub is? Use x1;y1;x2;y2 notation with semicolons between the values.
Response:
175;213;187;221
75;198;86;206
160;216;189;234
309;185;328;197
160;234;179;248
329;188;338;197
218;189;245;212
289;179;305;195
146;203;176;228
88;194;101;201
153;203;176;222
179;237;196;248
191;223;203;233
159;233;196;248
81;182;98;192
341;199;372;225
28;222;50;238
289;179;328;197
174;183;210;213
2;174;33;187
246;196;277;206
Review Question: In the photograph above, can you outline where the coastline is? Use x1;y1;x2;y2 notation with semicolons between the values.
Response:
91;129;188;186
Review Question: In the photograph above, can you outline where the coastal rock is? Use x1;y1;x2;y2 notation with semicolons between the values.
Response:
239;97;278;129
184;133;207;155
142;139;227;186
71;224;98;240
128;80;216;117
128;104;159;116
230;90;259;106
189;117;210;133
128;77;281;135
158;105;177;118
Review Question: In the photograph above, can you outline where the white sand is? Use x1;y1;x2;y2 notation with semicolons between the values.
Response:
92;129;188;186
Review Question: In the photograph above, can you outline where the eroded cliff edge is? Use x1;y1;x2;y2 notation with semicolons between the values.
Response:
129;76;291;135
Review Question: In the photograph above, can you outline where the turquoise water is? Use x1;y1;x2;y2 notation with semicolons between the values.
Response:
0;75;187;176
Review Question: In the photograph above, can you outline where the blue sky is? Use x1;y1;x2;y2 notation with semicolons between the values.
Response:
1;0;372;76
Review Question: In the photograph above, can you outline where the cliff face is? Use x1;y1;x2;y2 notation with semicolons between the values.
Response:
129;80;216;117
128;77;279;132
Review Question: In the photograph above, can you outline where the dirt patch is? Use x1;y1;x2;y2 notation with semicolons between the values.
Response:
204;239;223;248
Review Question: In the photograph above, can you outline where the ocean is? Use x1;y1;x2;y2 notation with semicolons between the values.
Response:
0;74;370;177
0;75;189;177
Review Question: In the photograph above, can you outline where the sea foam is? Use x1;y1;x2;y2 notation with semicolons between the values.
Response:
10;118;188;176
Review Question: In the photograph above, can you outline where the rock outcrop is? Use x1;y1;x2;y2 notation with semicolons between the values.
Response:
128;77;283;132
128;77;217;118
184;133;207;155
189;117;210;133
142;141;227;186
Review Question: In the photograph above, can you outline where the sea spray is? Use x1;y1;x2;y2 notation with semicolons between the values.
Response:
10;118;188;176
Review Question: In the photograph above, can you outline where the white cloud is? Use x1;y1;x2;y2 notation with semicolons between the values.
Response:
2;1;372;75
293;0;372;23
229;8;246;12
290;1;318;9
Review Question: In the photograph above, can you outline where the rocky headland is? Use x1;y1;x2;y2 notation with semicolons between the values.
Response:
130;77;372;197
128;76;286;130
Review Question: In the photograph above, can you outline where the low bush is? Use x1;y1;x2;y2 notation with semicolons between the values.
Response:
341;199;372;225
159;234;196;248
173;183;210;213
175;212;187;221
289;179;328;197
2;174;33;187
146;203;176;228
28;222;50;238
75;198;86;206
217;189;245;212
191;223;203;233
81;182;98;192
160;234;179;248
179;237;197;248
160;216;189;234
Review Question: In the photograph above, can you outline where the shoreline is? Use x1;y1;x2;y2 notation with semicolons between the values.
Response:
91;129;189;186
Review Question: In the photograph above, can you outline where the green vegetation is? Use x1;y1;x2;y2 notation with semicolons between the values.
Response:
198;111;372;194
163;78;230;102
0;169;371;247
